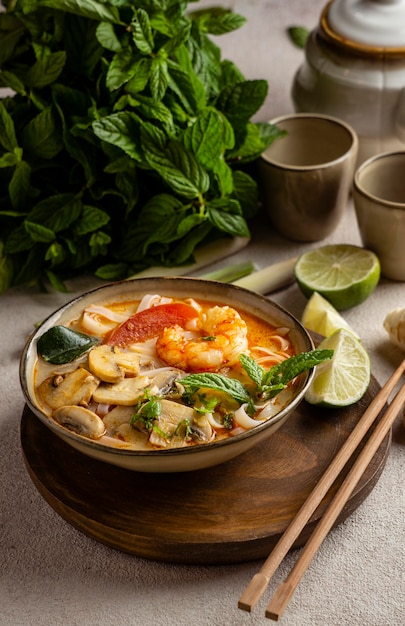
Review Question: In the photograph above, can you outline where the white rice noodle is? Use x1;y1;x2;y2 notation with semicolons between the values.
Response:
233;403;267;430
184;298;202;312
136;294;173;313
206;412;226;430
128;338;157;357
84;304;128;323
81;307;125;335
95;403;111;417
255;400;280;420
230;426;245;437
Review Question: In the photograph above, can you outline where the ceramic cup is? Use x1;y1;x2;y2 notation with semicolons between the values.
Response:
259;113;358;241
353;151;405;281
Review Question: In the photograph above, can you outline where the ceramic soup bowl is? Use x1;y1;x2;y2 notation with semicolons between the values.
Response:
20;277;314;473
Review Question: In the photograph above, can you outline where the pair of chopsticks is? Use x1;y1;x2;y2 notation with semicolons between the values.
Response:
238;358;405;620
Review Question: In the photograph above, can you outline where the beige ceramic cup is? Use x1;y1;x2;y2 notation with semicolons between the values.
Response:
353;151;405;281
259;113;358;241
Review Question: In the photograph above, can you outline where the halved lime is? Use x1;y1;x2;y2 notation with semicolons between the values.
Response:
305;328;371;407
301;292;360;339
295;244;380;310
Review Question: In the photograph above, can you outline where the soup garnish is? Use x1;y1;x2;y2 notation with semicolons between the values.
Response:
34;294;332;449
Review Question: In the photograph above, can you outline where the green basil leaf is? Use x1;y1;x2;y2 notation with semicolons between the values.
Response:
37;325;99;364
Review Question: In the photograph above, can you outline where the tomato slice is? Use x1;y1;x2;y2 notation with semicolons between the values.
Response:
104;302;198;346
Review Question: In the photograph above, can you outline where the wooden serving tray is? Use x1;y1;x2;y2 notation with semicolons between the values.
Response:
20;374;391;565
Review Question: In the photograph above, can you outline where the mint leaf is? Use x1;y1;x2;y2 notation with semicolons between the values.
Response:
287;26;309;49
25;51;66;88
9;161;31;211
0;101;18;152
92;112;143;161
132;9;154;55
141;124;209;198
206;199;250;237
181;373;250;404
21;107;63;159
182;108;225;170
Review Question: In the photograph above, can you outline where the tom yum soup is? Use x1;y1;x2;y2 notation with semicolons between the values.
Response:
34;294;331;451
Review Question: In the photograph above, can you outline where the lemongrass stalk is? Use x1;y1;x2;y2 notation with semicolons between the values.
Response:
200;261;256;283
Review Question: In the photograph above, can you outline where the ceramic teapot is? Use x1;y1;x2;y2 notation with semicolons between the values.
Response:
292;0;405;165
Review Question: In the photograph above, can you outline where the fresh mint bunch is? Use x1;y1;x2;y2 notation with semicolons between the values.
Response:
0;0;281;293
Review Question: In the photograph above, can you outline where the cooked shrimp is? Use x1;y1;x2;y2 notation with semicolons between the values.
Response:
155;306;249;372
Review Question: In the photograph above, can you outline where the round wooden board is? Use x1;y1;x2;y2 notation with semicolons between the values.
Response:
20;373;391;565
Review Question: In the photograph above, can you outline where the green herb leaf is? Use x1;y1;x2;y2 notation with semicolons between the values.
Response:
37;325;99;364
287;26;310;49
181;373;250;404
240;349;334;400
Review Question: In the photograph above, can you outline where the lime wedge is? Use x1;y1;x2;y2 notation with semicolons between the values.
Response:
302;292;360;339
305;328;371;407
295;244;380;310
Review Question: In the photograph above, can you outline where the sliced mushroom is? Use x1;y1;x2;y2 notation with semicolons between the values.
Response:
53;405;106;439
113;349;141;376
37;367;99;410
88;345;123;383
88;345;141;383
148;399;212;448
103;405;135;433
92;375;150;406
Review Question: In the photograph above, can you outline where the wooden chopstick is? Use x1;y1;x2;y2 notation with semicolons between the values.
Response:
266;377;405;620
238;358;405;614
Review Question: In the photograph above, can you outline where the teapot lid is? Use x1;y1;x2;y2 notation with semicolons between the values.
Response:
325;0;405;49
